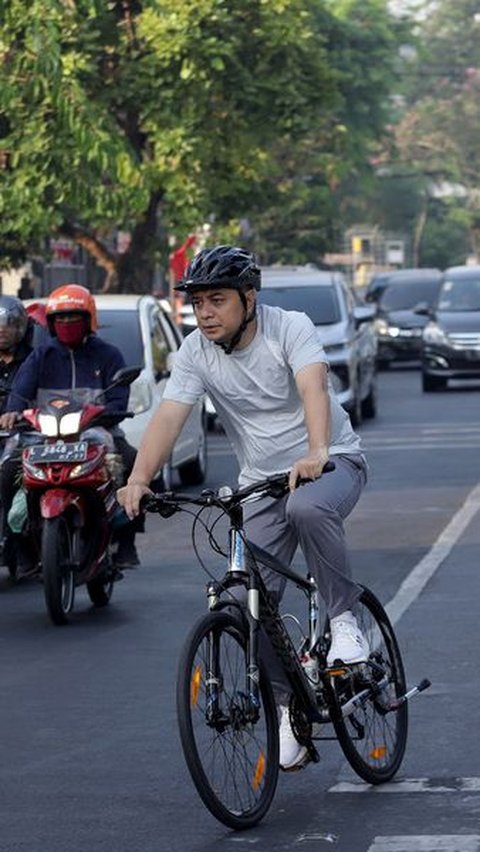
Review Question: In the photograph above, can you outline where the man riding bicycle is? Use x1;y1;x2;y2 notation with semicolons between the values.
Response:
118;244;368;771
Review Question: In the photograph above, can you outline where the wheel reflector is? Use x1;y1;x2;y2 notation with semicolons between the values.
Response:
252;751;266;791
370;745;387;760
191;665;202;706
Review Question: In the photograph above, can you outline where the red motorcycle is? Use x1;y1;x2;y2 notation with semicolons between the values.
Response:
14;366;140;624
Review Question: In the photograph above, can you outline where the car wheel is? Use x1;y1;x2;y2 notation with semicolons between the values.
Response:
178;425;208;486
361;378;378;419
422;372;447;392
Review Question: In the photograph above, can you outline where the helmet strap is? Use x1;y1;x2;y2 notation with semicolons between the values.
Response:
216;290;257;355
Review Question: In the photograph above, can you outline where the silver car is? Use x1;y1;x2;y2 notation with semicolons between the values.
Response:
258;266;378;426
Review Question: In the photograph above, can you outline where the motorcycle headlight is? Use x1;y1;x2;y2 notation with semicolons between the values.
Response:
38;414;58;437
60;412;82;436
423;322;448;345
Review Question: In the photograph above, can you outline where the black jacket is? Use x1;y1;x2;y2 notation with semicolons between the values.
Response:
0;340;33;415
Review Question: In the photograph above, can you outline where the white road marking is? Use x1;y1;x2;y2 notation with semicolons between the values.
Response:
295;833;338;844
385;481;480;627
329;778;480;794
367;837;480;852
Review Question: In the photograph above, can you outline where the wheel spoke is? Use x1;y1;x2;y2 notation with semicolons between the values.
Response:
177;612;278;829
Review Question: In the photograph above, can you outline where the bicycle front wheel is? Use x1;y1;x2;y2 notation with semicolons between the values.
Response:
330;586;408;784
177;611;279;830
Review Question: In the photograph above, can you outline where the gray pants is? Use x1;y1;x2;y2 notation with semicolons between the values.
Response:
243;454;367;698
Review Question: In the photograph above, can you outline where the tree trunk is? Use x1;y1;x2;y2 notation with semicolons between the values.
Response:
61;222;118;290
116;190;164;294
61;189;164;294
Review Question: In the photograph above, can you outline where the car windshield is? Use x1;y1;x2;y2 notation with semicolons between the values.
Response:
97;310;144;366
31;309;145;367
379;279;441;311
258;285;341;325
438;277;480;311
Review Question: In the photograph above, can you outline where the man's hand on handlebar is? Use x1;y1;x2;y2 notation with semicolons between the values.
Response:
117;481;153;520
288;450;331;493
0;411;21;430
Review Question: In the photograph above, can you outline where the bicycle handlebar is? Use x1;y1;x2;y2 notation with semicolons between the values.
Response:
141;460;336;518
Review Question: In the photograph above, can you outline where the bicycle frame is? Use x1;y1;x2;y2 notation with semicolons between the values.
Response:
205;501;325;727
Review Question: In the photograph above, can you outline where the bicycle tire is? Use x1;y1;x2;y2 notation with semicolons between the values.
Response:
329;586;408;784
176;610;279;830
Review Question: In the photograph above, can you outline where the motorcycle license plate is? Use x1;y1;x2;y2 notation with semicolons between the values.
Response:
28;441;88;464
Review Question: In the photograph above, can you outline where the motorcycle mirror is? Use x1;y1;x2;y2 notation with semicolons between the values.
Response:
92;365;143;402
110;366;142;387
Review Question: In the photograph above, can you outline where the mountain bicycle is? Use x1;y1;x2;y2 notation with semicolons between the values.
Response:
142;470;430;830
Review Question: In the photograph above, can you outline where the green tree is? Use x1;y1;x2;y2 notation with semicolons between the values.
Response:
0;0;403;288
391;0;480;261
0;0;335;289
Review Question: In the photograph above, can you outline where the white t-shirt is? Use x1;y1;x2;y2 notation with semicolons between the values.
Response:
163;304;362;485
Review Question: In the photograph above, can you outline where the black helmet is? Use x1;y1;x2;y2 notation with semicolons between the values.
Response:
0;295;28;346
176;245;261;293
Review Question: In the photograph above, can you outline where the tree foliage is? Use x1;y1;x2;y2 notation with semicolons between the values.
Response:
391;0;480;261
0;0;403;289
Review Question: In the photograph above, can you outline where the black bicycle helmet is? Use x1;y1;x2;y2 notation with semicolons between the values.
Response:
0;295;28;347
176;245;261;293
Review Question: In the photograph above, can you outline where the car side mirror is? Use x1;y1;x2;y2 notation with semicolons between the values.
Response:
353;305;376;326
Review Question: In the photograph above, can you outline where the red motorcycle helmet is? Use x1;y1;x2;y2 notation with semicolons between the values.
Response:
46;284;98;335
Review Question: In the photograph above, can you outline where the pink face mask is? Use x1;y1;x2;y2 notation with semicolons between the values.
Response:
54;318;89;348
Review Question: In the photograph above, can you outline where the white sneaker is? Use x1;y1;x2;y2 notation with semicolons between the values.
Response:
278;705;308;771
327;610;368;667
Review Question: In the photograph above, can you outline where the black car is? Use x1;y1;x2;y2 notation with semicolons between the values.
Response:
420;265;480;391
373;269;443;367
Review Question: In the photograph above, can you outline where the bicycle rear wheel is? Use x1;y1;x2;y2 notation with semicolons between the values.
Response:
176;611;279;830
329;586;408;784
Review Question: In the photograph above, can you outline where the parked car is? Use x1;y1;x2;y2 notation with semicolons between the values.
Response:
258;266;378;426
373;268;443;367
27;294;208;488
420;265;480;391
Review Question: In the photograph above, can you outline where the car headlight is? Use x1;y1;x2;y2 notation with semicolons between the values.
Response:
128;379;152;415
374;318;395;336
423;322;448;345
375;319;400;338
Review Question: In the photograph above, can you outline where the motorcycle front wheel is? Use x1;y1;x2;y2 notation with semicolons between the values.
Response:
41;516;75;625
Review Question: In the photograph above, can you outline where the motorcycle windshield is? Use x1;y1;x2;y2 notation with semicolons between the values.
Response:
36;387;103;412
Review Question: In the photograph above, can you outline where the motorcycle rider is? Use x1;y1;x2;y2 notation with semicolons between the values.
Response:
0;284;142;571
0;296;34;574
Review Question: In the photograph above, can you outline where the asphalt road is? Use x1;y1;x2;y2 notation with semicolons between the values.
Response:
2;366;480;852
